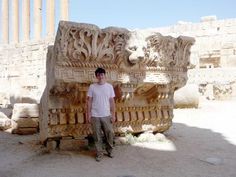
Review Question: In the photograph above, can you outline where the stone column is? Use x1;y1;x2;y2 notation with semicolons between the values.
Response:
34;0;42;40
1;0;9;43
22;0;30;41
46;0;55;37
60;0;69;20
12;0;19;43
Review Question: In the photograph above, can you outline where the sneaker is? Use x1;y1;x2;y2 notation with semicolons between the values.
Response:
106;148;114;158
95;154;103;162
108;151;114;158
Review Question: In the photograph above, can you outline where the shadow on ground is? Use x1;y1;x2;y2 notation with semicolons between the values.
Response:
0;121;236;177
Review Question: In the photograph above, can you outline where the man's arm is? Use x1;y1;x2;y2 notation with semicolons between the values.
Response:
86;96;92;123
109;97;116;123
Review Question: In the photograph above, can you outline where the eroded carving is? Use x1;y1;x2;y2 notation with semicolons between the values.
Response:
40;21;195;143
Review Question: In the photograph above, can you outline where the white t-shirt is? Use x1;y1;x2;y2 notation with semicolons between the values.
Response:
87;82;115;117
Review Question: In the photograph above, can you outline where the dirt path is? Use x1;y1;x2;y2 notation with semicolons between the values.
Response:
0;99;236;177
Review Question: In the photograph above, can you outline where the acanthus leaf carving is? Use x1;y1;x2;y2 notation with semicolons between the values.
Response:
55;22;130;65
40;21;195;143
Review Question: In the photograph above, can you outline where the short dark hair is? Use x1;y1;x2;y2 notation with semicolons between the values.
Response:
95;67;106;76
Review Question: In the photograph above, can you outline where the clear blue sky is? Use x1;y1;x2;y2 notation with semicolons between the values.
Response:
70;0;236;29
0;0;236;41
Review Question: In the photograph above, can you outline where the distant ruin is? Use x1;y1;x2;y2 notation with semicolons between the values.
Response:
153;16;236;100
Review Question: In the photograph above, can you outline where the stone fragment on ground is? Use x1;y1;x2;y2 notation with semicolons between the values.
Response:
0;112;11;130
11;103;39;135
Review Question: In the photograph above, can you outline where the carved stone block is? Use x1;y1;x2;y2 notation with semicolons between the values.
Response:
40;21;195;143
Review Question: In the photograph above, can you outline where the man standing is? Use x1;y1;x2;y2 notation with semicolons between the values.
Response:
87;67;116;162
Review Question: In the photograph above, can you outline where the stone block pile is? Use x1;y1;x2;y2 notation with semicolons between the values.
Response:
11;103;39;135
0;102;40;135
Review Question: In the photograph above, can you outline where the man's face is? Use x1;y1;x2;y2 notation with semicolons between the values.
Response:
96;73;105;83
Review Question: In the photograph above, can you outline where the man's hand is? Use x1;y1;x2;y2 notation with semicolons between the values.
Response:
111;115;116;123
86;113;91;123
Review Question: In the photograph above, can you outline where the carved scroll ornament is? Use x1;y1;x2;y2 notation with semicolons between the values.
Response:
40;21;195;142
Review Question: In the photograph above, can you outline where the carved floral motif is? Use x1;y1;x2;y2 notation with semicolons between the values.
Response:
40;21;195;142
55;22;129;66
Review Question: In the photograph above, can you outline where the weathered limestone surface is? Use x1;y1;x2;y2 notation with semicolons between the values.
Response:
40;21;195;143
174;84;199;108
152;17;236;99
0;39;54;106
0;112;11;130
12;103;39;119
189;68;236;99
11;103;39;134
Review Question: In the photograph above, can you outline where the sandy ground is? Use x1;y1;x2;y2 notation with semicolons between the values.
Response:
0;98;236;177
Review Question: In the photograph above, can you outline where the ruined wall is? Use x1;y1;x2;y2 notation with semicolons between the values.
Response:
0;38;54;105
151;17;236;99
153;17;236;68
